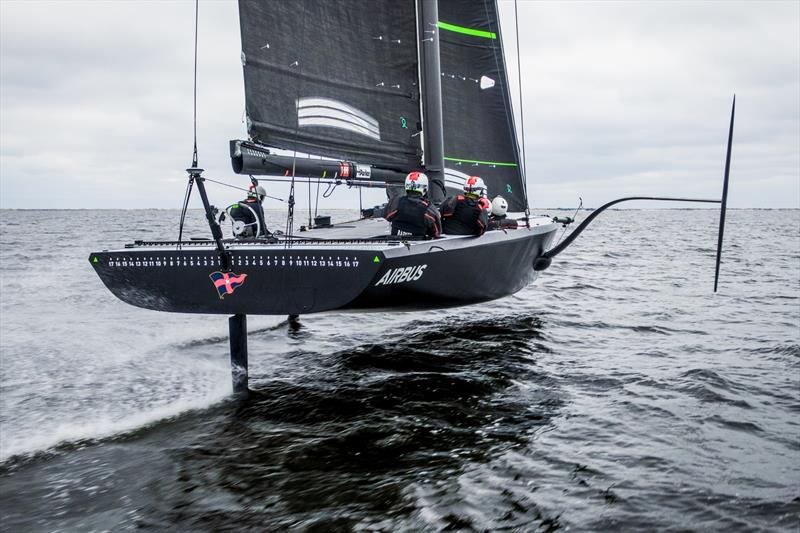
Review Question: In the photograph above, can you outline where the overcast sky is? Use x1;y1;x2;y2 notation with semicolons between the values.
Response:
1;0;798;210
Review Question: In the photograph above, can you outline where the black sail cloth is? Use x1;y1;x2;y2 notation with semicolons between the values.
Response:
238;0;423;170
437;0;527;212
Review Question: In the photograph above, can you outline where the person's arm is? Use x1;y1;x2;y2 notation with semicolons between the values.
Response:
362;202;388;218
424;205;441;238
439;197;453;218
383;197;400;221
476;207;488;235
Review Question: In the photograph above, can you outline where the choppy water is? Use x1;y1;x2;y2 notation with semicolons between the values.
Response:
0;208;798;531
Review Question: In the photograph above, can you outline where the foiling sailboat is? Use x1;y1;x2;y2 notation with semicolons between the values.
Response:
90;0;734;394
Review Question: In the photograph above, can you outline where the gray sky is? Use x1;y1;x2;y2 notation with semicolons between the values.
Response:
1;0;798;209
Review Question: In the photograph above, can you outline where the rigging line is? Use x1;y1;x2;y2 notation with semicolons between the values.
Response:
202;176;285;201
284;0;309;245
178;0;200;247
308;171;313;228
285;170;296;241
177;177;194;249
323;182;338;198
314;174;322;218
513;0;528;213
482;0;529;210
191;0;199;168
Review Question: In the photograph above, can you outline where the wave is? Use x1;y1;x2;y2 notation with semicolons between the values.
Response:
0;375;231;465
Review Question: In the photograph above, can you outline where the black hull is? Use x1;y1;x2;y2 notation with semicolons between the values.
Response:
90;223;558;315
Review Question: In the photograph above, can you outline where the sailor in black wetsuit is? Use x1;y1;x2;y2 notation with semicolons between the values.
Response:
384;172;441;239
487;196;518;230
440;176;490;235
228;184;268;238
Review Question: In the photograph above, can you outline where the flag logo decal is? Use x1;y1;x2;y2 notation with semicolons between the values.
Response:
209;271;248;299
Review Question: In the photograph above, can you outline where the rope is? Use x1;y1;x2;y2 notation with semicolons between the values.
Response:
191;0;199;168
513;0;529;216
178;0;200;247
203;176;285;202
483;0;530;213
284;0;309;245
285;174;296;239
314;174;322;218
307;170;313;228
177;177;194;249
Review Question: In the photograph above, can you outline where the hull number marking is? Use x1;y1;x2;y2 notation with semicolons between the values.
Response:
103;254;362;269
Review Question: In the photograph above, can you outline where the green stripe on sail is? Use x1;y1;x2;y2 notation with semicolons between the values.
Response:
444;156;517;167
437;21;496;39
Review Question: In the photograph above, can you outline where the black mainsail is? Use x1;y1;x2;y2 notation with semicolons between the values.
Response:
238;0;423;170
438;0;527;212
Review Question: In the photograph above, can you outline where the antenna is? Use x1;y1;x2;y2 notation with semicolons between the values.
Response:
714;95;735;293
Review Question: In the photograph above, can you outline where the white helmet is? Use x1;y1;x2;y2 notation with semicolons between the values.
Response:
491;196;508;216
405;171;429;196
464;176;487;198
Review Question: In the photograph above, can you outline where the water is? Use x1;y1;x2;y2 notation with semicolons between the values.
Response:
0;209;798;531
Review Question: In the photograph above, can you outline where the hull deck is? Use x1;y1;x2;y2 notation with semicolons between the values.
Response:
90;217;559;315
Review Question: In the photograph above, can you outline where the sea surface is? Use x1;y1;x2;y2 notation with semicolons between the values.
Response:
0;208;798;531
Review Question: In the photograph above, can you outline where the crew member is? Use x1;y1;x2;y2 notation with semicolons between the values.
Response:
229;184;268;238
384;172;441;238
440;176;490;235
488;196;518;230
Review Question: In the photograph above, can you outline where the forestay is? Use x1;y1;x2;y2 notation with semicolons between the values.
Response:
238;0;423;170
437;0;527;212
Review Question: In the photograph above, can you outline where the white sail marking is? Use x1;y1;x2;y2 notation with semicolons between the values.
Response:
444;167;471;188
297;97;381;140
297;106;380;135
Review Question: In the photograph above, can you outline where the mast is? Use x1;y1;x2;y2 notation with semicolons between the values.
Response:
417;0;446;205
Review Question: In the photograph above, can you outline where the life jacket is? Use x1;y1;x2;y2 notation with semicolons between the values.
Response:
385;195;440;238
488;214;518;230
440;195;489;235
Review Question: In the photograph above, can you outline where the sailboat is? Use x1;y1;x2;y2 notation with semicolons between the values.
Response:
90;0;733;393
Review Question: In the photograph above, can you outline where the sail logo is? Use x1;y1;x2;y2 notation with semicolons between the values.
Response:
375;265;427;286
210;271;247;299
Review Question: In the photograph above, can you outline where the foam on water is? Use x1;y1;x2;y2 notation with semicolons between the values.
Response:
0;372;232;461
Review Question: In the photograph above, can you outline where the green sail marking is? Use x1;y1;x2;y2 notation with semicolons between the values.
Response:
91;256;99;263
373;256;381;263
444;156;518;167
437;21;496;40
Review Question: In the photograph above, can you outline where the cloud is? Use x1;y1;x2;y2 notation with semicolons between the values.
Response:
1;0;798;209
